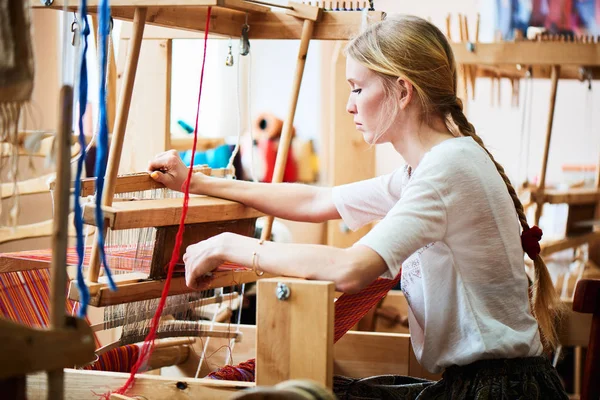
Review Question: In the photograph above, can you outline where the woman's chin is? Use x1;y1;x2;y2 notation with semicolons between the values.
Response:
362;131;386;145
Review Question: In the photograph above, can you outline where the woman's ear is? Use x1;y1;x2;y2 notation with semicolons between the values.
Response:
396;77;413;110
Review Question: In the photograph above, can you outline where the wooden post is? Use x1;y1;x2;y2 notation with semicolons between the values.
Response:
47;85;74;400
256;278;334;388
88;7;147;282
326;41;374;247
260;18;315;241
534;65;560;225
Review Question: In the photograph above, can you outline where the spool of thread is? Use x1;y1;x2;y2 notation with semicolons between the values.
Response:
253;112;286;140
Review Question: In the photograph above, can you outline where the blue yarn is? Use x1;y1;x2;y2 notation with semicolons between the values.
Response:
74;3;91;318
95;0;116;292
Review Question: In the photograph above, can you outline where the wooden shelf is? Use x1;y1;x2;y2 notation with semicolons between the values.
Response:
541;231;600;256
34;2;383;40
452;42;600;67
67;269;274;307
83;196;263;229
476;64;600;80
530;187;600;205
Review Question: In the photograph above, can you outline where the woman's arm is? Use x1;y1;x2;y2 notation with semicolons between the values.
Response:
183;232;388;294
148;150;340;223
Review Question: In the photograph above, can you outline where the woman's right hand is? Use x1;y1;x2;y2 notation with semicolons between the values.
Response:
148;150;194;193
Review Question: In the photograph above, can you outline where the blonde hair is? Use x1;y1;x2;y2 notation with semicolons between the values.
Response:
345;14;563;350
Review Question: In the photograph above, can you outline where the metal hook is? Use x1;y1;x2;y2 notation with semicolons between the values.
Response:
71;20;80;47
225;38;234;66
240;24;250;56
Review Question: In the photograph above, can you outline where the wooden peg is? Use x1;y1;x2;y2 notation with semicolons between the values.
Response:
513;28;523;41
445;14;452;41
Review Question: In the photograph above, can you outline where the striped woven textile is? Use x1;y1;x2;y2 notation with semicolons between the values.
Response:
0;268;79;328
0;246;248;275
0;268;101;349
83;344;140;373
334;274;401;342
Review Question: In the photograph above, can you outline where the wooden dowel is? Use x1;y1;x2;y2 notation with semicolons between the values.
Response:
535;65;560;225
445;14;451;41
47;85;74;400
88;7;147;283
261;18;315;241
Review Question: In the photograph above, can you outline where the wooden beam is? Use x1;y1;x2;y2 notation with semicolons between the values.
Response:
452;42;600;66
67;270;274;307
286;2;322;22
27;369;254;400
530;188;600;205
39;0;220;6
0;173;54;199
476;64;600;80
540;231;600;256
0;317;95;380
82;197;263;230
79;168;233;197
35;5;382;40
256;278;334;388
333;331;410;378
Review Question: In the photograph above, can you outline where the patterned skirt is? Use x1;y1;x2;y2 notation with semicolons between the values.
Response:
333;356;569;400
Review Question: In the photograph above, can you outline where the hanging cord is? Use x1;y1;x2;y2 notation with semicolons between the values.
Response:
94;0;117;292
228;18;257;182
524;68;534;186
107;7;213;398
73;0;91;317
516;68;531;189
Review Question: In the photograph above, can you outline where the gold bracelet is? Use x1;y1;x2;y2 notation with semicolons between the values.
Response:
252;239;265;276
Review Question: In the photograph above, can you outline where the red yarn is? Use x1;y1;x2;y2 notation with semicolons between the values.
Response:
106;7;213;398
207;358;256;381
521;225;543;260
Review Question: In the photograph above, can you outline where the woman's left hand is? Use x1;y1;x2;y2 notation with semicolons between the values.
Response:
183;233;231;289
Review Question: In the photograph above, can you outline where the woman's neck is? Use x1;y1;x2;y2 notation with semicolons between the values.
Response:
391;117;454;170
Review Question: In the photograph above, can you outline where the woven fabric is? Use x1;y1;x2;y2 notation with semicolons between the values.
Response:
0;268;145;372
83;344;140;373
0;268;101;349
0;246;245;274
334;274;400;342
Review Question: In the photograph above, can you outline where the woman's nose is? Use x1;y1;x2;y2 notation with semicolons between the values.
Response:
346;98;357;114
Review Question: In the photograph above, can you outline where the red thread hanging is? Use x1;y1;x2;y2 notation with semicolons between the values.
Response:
106;7;213;397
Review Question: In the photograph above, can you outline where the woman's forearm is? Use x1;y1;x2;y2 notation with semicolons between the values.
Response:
193;174;339;223
217;234;387;293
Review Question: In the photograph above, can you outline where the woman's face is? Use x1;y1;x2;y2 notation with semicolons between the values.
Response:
345;57;390;145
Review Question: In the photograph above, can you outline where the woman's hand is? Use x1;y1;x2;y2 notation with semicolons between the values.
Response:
183;233;230;289
148;150;194;192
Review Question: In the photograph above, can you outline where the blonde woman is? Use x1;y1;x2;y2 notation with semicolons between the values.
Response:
149;15;568;399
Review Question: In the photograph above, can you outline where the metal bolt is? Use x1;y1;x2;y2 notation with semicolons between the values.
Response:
42;0;53;6
339;221;350;233
276;282;290;301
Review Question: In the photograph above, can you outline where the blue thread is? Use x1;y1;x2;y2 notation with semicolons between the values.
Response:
95;0;116;291
75;3;91;318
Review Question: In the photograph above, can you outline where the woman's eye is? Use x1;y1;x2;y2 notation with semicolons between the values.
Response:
351;88;362;94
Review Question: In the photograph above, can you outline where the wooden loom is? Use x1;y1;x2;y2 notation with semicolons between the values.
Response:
0;1;409;399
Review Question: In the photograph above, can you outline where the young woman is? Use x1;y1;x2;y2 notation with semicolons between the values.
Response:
149;15;568;399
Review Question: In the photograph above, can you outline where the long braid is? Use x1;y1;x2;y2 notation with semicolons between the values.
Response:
448;100;563;351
